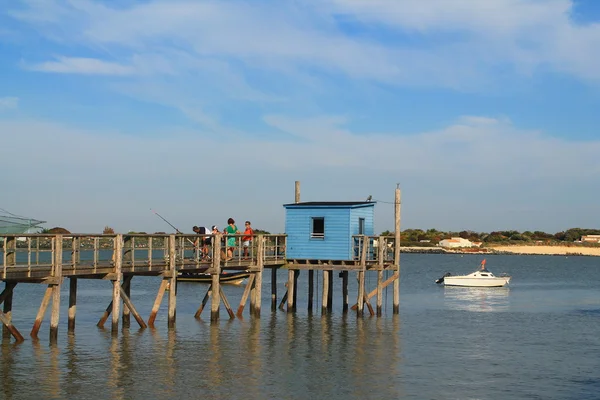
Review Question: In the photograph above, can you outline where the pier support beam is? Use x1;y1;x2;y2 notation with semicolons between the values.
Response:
393;186;401;314
31;286;52;339
308;270;314;313
148;280;168;327
68;278;77;333
211;234;222;322
342;271;349;313
1;282;23;342
111;235;123;335
271;267;277;311
287;270;298;313
253;235;264;317
377;236;385;316
167;235;177;328
321;270;329;315
50;235;64;343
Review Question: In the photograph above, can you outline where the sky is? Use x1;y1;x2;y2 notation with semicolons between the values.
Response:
1;0;600;235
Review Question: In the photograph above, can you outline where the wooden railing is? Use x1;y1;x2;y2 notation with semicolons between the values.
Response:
0;233;287;278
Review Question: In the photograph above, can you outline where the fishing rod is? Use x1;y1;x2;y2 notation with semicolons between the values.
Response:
151;209;196;246
151;208;183;233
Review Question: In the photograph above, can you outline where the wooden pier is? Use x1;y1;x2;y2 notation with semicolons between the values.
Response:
1;185;402;344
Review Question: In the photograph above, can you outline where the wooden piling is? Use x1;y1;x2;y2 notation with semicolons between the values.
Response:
308;269;314;312
342;271;349;313
68;278;77;332
237;275;256;317
50;235;63;343
122;276;131;328
167;235;177;328
195;284;212;319
211;234;222;322
111;235;123;334
321;270;329;315
327;270;333;312
148;280;168;327
377;236;385;316
119;284;147;329
271;267;277;311
1;282;22;342
287;269;295;313
253;235;264;317
31;286;52;339
219;287;235;319
356;235;367;317
393;186;401;314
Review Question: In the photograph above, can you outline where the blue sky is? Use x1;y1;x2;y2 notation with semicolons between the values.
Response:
1;0;600;234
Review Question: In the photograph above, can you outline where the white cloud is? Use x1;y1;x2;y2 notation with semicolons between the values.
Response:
0;96;19;110
2;115;599;233
8;0;600;86
27;56;135;75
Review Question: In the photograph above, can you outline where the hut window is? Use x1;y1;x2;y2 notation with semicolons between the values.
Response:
358;218;365;235
311;217;325;239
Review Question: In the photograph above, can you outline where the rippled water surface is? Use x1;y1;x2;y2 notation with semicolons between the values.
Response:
2;254;599;399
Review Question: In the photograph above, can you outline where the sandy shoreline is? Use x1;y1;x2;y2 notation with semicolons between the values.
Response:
488;245;600;256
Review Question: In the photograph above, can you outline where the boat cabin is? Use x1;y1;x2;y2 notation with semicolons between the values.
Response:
283;201;376;260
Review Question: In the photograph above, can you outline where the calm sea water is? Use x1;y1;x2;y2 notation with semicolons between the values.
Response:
1;254;599;400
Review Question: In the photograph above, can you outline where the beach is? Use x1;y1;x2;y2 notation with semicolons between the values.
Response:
489;245;600;256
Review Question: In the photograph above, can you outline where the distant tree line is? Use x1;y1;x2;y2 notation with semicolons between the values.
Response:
380;228;600;246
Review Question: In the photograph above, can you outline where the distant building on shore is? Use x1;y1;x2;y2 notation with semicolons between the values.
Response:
438;237;478;248
581;235;600;243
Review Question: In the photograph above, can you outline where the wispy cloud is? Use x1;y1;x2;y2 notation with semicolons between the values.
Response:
8;0;600;85
26;56;135;75
0;96;19;110
2;115;599;232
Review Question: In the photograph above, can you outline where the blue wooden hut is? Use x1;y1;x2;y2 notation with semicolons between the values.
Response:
283;201;376;260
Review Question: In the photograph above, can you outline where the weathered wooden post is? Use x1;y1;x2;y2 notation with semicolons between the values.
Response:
68;278;77;332
1;282;22;342
122;236;133;328
308;269;314;312
393;185;401;314
288;181;301;313
168;234;177;328
211;233;222;322
5;236;16;266
377;236;385;316
357;235;367;317
50;235;64;343
253;235;264;317
327;270;333;312
321;269;329;315
271;267;277;311
342;271;349;313
111;235;123;335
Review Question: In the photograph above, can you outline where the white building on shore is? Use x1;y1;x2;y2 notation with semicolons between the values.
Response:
438;237;476;248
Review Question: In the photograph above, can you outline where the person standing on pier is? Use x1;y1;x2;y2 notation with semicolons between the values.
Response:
242;221;254;259
193;226;211;260
224;218;239;260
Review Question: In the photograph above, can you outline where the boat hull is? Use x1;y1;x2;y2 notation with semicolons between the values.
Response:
177;272;250;285
443;276;510;287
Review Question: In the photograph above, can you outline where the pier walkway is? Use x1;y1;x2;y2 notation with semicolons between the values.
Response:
1;232;399;343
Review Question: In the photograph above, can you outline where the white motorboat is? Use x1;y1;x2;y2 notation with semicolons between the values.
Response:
435;260;511;287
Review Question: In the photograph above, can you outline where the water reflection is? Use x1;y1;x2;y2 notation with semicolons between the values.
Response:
444;287;510;312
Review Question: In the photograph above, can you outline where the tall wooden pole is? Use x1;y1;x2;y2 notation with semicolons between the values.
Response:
393;185;401;314
211;234;222;322
68;278;77;332
288;180;300;313
111;235;123;335
50;235;64;343
167;235;177;328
